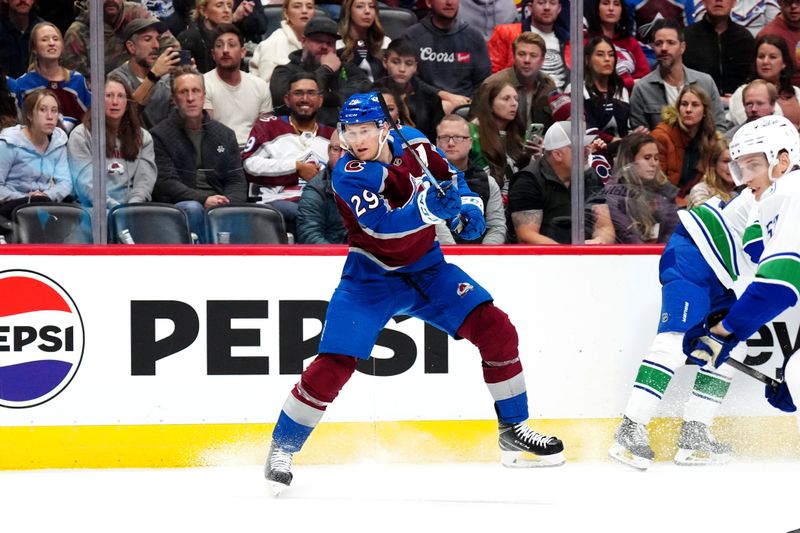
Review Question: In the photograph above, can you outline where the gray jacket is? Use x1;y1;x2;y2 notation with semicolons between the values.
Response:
67;123;157;208
629;66;731;132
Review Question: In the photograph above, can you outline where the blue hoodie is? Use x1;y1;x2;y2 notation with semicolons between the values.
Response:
0;125;72;203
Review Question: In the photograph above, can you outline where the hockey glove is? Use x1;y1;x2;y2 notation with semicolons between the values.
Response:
451;203;485;240
417;181;461;224
682;309;739;368
765;381;797;412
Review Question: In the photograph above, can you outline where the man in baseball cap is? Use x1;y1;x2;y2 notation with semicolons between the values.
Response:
507;120;615;244
542;120;597;150
109;16;179;128
269;17;371;126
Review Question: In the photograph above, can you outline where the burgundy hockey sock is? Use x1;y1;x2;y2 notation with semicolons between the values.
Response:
457;302;523;384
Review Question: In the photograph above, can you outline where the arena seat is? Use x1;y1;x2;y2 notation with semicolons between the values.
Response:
206;204;288;244
379;7;417;39
12;203;93;244
108;203;193;244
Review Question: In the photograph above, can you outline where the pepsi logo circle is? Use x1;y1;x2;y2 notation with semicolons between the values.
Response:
0;270;84;408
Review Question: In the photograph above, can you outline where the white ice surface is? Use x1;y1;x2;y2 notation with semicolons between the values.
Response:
1;461;798;532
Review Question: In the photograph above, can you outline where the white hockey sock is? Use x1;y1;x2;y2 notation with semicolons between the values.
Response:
683;349;737;426
623;332;686;426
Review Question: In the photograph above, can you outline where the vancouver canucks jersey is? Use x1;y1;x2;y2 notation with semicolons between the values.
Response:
332;126;472;276
723;171;800;340
677;189;761;289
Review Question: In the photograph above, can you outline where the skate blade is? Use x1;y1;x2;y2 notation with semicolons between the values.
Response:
674;448;731;466
501;450;565;468
608;443;651;471
268;480;289;497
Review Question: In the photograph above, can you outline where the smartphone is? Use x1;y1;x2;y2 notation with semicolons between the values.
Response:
179;50;192;66
526;123;544;142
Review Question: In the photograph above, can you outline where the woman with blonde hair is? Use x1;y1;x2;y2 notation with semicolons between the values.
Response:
15;22;91;133
685;138;737;209
0;89;72;219
605;132;679;243
178;0;254;72
651;85;719;206
337;0;390;82
250;0;315;83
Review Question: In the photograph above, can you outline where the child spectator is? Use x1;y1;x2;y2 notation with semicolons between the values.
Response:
379;37;444;142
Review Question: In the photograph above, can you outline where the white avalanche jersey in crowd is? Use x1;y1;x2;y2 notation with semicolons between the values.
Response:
722;171;800;340
690;0;780;35
241;115;335;203
678;188;762;290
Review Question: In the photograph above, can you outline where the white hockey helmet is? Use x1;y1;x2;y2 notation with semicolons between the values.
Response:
729;115;800;184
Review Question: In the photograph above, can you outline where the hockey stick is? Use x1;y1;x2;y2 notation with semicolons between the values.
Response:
724;357;781;390
374;92;465;233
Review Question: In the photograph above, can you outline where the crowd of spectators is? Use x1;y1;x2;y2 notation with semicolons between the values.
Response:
1;0;799;245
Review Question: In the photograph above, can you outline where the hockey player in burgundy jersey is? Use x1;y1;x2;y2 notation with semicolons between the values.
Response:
264;92;565;495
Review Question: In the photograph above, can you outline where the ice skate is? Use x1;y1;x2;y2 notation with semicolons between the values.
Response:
608;416;655;470
674;420;731;466
498;422;565;467
264;442;293;496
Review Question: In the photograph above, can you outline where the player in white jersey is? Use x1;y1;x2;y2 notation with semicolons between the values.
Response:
609;115;799;470
685;115;800;417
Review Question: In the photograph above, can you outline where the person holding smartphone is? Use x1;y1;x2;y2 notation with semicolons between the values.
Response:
111;17;180;129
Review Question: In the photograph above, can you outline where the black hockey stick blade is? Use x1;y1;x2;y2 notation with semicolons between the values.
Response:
724;357;781;390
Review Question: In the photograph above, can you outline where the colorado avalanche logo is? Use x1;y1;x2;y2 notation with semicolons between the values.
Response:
107;161;125;175
457;282;474;297
0;270;85;408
